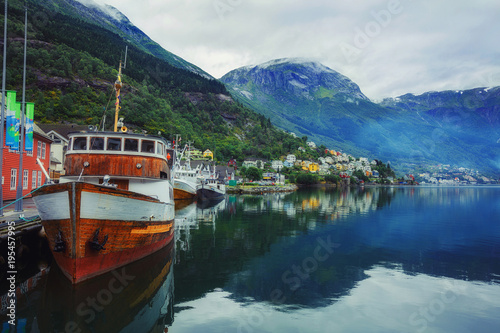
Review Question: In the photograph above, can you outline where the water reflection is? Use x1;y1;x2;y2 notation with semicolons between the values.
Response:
228;186;398;222
172;186;500;332
38;242;174;333
3;187;500;332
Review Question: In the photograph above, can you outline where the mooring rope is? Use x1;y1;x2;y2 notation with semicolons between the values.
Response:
0;183;47;211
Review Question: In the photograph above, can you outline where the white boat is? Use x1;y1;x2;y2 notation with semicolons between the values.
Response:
173;144;201;200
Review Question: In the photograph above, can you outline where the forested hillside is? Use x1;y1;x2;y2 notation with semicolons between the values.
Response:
1;0;307;162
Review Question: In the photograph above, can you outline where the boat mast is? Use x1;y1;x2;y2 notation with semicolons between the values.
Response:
113;46;127;132
113;61;122;132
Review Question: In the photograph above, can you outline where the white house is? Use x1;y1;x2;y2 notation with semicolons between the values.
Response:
242;158;267;169
306;141;317;149
359;157;369;165
45;130;67;175
286;154;297;163
242;160;257;168
271;160;284;171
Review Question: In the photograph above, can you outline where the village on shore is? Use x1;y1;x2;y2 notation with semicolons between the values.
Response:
3;123;494;204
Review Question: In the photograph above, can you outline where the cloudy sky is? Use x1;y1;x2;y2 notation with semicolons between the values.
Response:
85;0;500;101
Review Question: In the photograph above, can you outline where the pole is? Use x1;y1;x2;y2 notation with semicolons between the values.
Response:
113;61;122;132
15;6;27;212
0;0;8;216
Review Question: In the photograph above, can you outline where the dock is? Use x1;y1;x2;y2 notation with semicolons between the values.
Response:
0;198;49;295
0;197;41;239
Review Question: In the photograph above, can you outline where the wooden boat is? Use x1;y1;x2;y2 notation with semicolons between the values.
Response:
32;131;175;284
32;61;175;284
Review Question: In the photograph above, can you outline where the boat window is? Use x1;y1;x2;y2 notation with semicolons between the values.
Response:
141;140;155;153
107;137;122;151
73;137;88;150
157;142;164;155
124;138;139;152
90;137;105;150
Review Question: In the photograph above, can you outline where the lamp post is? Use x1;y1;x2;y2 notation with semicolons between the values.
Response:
15;6;27;212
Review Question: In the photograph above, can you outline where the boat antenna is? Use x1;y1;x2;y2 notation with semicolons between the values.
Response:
123;45;128;69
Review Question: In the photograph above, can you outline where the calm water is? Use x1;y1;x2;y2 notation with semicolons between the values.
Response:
2;186;500;332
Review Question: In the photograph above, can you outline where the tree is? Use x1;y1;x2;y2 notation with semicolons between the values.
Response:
353;170;369;182
246;167;262;181
296;173;319;185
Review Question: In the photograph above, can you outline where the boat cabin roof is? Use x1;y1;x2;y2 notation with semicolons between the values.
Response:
66;131;170;160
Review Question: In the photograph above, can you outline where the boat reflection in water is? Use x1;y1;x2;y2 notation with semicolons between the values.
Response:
38;242;175;333
175;198;226;255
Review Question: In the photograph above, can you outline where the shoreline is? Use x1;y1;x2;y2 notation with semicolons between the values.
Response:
226;184;298;194
225;181;500;195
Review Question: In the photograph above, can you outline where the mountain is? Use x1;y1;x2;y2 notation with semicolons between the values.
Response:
36;0;212;78
221;58;500;174
379;87;500;170
1;0;307;163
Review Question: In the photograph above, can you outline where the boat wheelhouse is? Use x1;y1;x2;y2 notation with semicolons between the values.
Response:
62;131;173;196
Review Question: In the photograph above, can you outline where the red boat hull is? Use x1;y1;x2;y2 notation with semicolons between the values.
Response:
49;230;174;283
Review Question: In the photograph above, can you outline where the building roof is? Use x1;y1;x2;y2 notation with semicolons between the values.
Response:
50;156;62;164
37;123;89;140
33;123;52;142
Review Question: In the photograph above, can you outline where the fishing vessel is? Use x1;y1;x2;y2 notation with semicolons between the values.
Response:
32;61;175;284
197;165;226;201
173;167;199;200
173;143;200;200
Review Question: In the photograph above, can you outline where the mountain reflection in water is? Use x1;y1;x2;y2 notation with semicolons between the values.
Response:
172;187;500;333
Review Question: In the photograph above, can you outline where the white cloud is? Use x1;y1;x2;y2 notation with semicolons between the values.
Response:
84;0;500;100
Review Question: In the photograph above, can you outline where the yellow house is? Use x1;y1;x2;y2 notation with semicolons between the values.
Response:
309;163;319;173
203;149;214;160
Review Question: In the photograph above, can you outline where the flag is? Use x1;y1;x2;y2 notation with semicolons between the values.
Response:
8;102;21;150
25;102;34;151
5;91;17;147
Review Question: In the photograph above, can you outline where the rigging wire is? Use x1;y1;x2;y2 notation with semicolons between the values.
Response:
99;87;116;131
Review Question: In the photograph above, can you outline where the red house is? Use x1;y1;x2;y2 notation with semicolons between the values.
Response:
227;158;237;169
2;123;52;201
